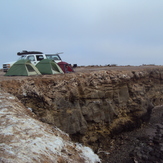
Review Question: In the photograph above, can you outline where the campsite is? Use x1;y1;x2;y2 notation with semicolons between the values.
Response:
1;65;163;163
3;50;74;76
2;51;163;163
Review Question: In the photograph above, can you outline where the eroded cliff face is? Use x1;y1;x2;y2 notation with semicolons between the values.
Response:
1;67;163;153
0;89;101;163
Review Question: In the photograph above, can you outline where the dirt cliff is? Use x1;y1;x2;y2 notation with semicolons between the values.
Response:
1;66;163;162
0;89;100;163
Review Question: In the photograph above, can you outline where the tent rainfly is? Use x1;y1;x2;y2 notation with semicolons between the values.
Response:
5;60;41;76
36;59;64;75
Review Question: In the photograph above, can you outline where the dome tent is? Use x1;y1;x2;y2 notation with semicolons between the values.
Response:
36;59;64;75
5;60;41;76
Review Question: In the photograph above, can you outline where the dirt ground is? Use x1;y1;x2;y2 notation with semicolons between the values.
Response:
0;65;162;80
74;65;163;73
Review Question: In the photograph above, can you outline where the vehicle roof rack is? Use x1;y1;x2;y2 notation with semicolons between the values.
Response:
17;50;43;55
45;52;64;55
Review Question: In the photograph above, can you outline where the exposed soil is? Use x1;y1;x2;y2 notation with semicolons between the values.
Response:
99;106;163;163
1;66;163;163
0;89;101;163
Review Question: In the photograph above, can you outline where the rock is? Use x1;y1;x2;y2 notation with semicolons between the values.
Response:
1;66;163;162
0;89;101;163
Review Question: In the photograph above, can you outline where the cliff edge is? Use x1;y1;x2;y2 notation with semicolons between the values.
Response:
0;66;163;162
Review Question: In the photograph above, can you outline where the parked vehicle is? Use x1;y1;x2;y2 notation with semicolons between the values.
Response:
58;61;74;73
3;50;63;72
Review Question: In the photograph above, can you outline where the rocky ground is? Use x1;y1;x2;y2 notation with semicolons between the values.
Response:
0;89;101;163
99;105;163;163
0;66;163;163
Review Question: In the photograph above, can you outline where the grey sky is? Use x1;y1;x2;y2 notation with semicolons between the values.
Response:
0;0;163;67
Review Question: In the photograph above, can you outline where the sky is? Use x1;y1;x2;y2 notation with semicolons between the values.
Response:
0;0;163;67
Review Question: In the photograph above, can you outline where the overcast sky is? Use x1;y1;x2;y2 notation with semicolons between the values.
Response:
0;0;163;67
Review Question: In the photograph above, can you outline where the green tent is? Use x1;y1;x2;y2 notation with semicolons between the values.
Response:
36;59;64;75
5;60;41;76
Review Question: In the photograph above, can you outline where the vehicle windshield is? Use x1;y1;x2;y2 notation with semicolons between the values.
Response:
45;54;61;60
18;55;27;60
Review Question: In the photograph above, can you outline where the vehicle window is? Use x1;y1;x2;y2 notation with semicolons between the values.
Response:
27;55;35;61
18;55;26;60
45;55;61;60
36;55;44;61
52;56;59;60
46;55;51;59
